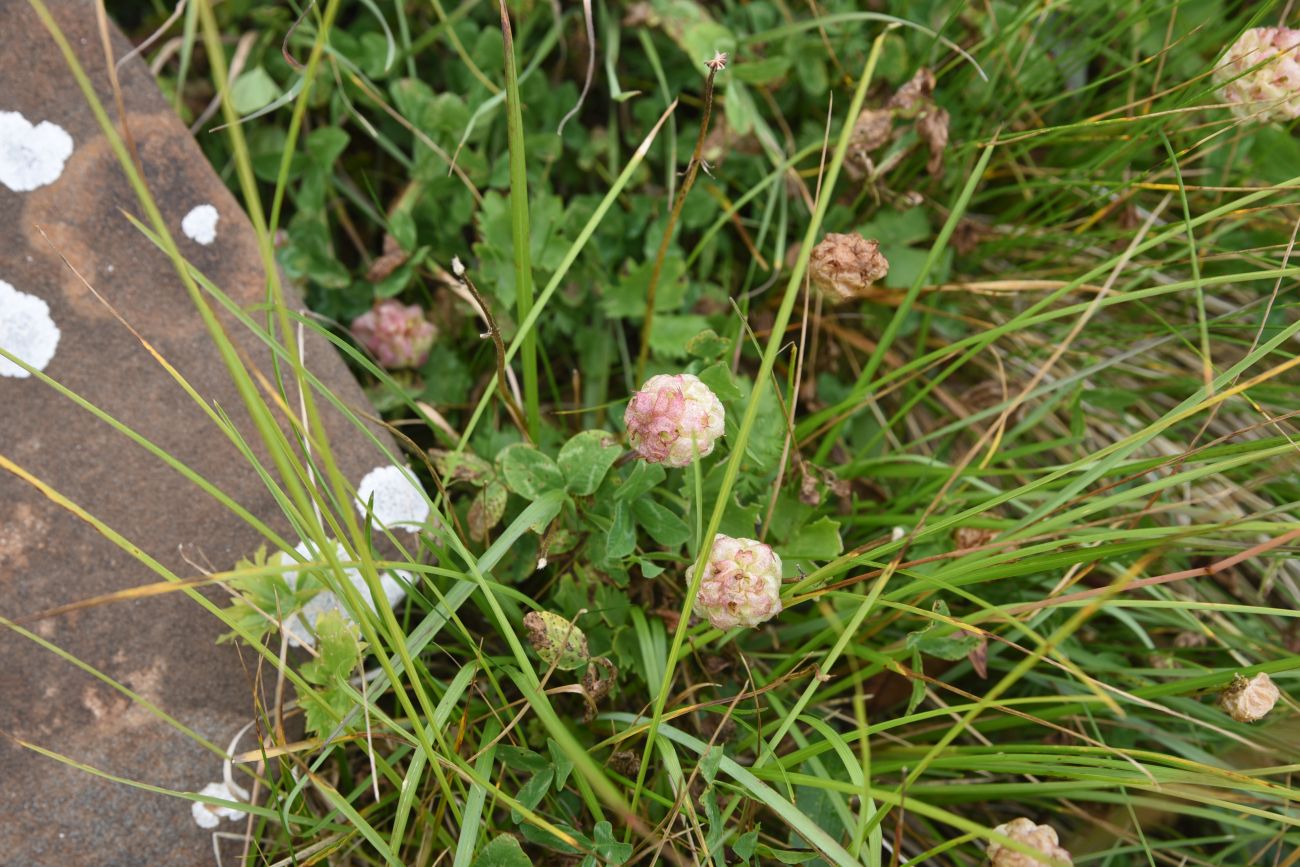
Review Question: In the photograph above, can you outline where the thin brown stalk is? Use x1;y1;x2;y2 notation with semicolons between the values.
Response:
453;257;531;440
635;53;728;381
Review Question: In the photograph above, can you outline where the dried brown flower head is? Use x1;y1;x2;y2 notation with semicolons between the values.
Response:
808;233;890;302
988;817;1072;866
1219;672;1281;723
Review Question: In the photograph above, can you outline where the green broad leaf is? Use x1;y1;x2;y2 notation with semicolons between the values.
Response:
718;496;762;539
756;846;820;865
724;79;759;136
734;827;761;862
496;744;550;773
509;768;555;824
698;747;723;785
372;261;415;298
686;328;730;359
305;127;350;167
300;611;362;685
776;516;843;561
603;255;687;317
606;501;636;560
592;820;634;864
547;739;574;792
907;649;927;715
557;430;622;496
730;56;791;84
473;834;531;867
697;361;743;401
650;315;713;360
632;498;691;548
906;599;983;661
636;558;665;579
498;443;565;498
614;461;666;502
230;66;282;114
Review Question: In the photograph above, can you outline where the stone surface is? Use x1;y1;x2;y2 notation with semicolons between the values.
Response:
0;2;399;862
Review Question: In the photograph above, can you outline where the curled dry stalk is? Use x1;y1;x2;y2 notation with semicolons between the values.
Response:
452;256;531;441
635;52;727;382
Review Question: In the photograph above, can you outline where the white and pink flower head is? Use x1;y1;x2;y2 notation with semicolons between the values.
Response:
624;373;725;468
351;299;437;370
1215;27;1300;123
694;534;783;630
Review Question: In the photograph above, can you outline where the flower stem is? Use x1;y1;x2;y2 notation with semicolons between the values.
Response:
635;53;727;382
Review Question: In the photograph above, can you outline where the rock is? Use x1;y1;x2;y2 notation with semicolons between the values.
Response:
0;2;406;862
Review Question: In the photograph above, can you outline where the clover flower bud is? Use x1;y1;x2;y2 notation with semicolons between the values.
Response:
351;299;437;369
987;817;1072;867
1215;27;1300;123
808;233;890;302
1219;672;1281;723
694;534;783;630
624;373;725;468
523;611;590;671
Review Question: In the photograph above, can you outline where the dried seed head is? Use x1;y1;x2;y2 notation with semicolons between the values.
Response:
918;105;950;176
706;52;728;72
351;300;437;369
523;611;590;671
624;373;726;467
1215;27;1300;123
987;817;1072;867
808;233;890;302
694;534;783;630
888;68;937;112
1219;672;1281;723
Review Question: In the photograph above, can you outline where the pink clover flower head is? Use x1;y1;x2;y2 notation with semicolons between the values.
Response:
624;373;725;468
694;534;783;630
351;299;437;369
1215;27;1300;123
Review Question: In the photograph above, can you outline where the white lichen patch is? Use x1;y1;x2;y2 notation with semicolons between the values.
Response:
276;539;412;649
0;279;60;378
356;464;431;533
0;111;73;192
181;203;219;245
191;781;246;829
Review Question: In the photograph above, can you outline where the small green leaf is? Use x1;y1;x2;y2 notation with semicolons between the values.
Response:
468;482;508;542
686;328;730;359
650;314;712;360
592;821;634;864
473;833;531;867
558;430;622;496
615;461;666;502
548;739;574;792
230;66;282;114
498;443;565;498
906;599;983;661
496;745;550;773
300;611;362;684
734;827;760;861
509;768;555;823
606;501;636;560
776;516;843;561
698;747;722;785
697;360;743;401
632;498;691;548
